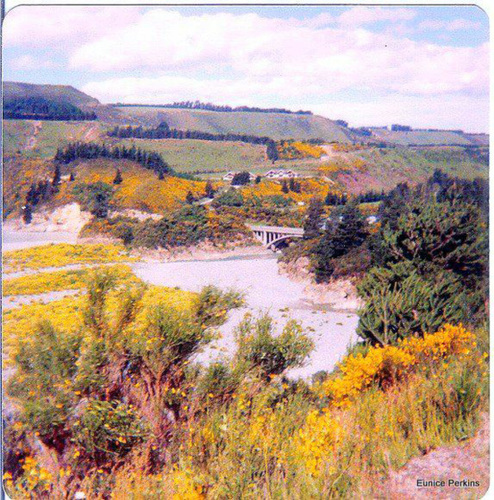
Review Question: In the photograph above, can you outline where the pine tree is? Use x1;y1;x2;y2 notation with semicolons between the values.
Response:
69;172;75;182
205;181;215;199
282;180;289;194
266;141;279;164
22;204;33;224
186;191;195;204
313;203;368;283
52;163;61;190
255;175;262;184
113;169;123;185
303;197;325;239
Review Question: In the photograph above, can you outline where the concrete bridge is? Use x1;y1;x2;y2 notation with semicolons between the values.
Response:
248;224;304;251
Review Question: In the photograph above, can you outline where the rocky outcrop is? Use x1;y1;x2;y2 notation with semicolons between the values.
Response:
4;203;91;234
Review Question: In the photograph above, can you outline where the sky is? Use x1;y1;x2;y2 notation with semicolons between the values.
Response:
2;5;489;132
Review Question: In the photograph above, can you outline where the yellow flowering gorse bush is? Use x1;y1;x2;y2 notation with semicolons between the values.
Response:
295;410;342;476
3;243;136;273
321;324;475;407
297;324;479;476
3;264;137;296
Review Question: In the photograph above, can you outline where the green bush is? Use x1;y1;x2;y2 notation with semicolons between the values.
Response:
73;181;114;218
234;314;314;380
72;400;148;465
194;285;245;327
212;188;244;207
357;263;469;344
7;321;82;444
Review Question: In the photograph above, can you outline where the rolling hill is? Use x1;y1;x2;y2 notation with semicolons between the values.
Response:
4;82;100;109
111;106;355;142
368;128;476;146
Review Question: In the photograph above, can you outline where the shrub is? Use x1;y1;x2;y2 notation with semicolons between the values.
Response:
321;324;476;408
193;285;244;327
72;400;148;466
265;194;293;207
5;269;222;479
212;188;244;208
73;181;114;218
231;171;251;186
234;314;314;380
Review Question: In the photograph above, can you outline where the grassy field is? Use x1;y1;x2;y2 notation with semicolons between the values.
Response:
318;146;488;194
113;106;353;142
371;128;475;146
113;137;324;176
3;120;105;159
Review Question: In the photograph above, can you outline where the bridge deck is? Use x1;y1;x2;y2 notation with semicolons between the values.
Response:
247;224;304;235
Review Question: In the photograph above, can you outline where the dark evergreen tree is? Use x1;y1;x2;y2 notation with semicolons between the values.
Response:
185;191;195;204
54;142;171;179
52;163;61;190
69;172;76;182
231;172;251;186
4;97;96;121
313;203;368;282
113;169;123;185
266;141;279;164
205;181;215;199
303;197;325;240
358;178;487;345
22;204;33;224
255;175;262;184
282;180;289;194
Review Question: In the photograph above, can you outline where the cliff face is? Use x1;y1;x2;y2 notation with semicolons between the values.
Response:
4;203;92;234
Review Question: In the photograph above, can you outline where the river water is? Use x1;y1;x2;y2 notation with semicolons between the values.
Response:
3;230;78;251
3;230;359;378
133;257;359;378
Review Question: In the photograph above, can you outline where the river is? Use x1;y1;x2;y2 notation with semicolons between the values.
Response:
133;257;359;378
3;230;359;378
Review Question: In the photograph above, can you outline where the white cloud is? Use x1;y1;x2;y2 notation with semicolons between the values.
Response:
72;10;487;99
3;6;141;48
3;6;488;131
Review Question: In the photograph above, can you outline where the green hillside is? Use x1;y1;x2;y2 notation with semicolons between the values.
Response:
4;81;100;108
113;106;354;142
370;128;476;146
3;120;105;159
320;145;489;194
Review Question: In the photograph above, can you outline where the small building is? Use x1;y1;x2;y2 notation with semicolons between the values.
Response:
222;171;236;181
264;169;299;179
